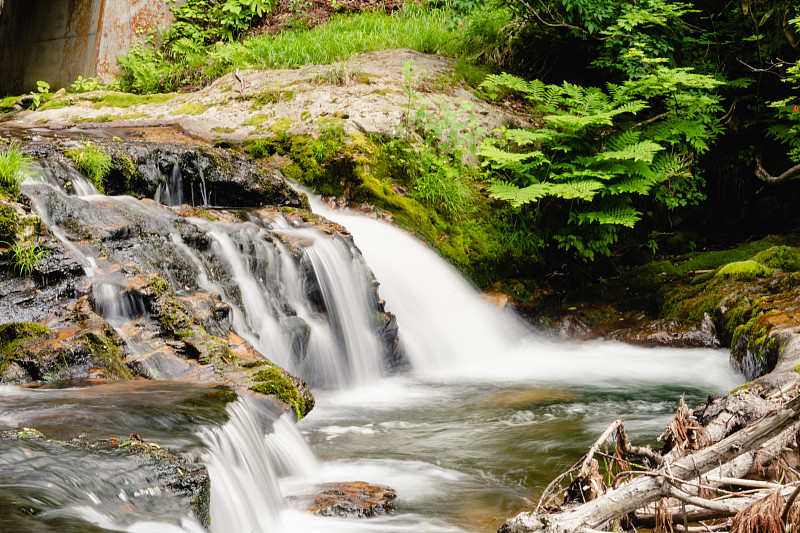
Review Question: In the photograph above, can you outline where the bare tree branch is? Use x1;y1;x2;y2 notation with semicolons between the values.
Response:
754;151;800;184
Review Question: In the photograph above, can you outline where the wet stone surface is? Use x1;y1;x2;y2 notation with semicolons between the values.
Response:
289;481;397;518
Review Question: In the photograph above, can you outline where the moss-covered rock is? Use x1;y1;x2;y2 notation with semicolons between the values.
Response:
144;277;235;367
82;331;133;380
0;204;19;245
0;322;52;356
249;364;309;420
716;260;772;281
751;245;800;272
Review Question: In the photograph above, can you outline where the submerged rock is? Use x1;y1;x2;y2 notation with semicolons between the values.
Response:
289;481;397;518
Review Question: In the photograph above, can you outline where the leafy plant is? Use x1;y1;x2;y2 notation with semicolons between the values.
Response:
29;81;51;110
0;141;33;197
480;60;723;260
8;242;47;276
65;143;113;193
70;76;102;93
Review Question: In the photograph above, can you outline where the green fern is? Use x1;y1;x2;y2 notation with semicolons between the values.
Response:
480;65;721;261
488;180;550;207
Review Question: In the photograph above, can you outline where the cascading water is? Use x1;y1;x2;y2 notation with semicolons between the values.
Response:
19;162;390;389
155;163;184;207
200;396;285;533
307;199;740;388
183;217;386;388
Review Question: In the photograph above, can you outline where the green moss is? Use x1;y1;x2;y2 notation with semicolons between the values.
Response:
730;382;750;393
794;364;800;374
268;118;293;136
249;90;295;108
0;95;22;110
212;127;237;134
243;114;270;127
176;103;206;115
37;97;78;111
454;58;489;89
716;260;772;281
751;245;800;272
82;331;132;380
0;322;51;355
0;204;19;245
72;114;114;124
249;365;307;419
91;93;176;109
150;277;170;295
117;112;148;120
243;138;279;159
240;360;269;368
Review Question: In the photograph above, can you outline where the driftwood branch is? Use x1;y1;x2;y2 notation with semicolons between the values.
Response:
499;393;800;533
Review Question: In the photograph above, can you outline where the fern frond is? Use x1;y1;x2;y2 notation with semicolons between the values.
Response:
479;143;544;166
548;180;603;200
503;128;554;146
594;140;664;163
605;175;656;195
607;130;641;152
576;205;641;227
488;180;549;207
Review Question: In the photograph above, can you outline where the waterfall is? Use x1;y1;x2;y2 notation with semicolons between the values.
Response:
92;280;146;326
200;396;285;533
155;163;183;207
187;218;385;388
265;413;319;478
308;201;740;388
19;161;389;389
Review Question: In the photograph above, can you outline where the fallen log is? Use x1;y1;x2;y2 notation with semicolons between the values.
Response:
499;393;800;533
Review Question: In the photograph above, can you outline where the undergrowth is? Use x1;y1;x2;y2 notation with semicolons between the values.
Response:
118;4;471;93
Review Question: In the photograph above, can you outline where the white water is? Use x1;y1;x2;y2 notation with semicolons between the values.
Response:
308;200;741;389
201;397;285;533
188;217;385;388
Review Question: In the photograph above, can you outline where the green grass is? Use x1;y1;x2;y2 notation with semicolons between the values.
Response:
244;5;464;68
119;5;470;94
0;141;33;198
65;143;113;193
8;242;47;276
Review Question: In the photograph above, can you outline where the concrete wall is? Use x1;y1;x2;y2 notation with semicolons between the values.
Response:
0;0;179;96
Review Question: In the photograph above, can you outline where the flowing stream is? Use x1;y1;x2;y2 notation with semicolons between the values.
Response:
0;164;742;532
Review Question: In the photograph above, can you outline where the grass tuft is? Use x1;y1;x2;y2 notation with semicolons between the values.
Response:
0;141;33;198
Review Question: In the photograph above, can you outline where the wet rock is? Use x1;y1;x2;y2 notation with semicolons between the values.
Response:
556;314;593;341
606;314;721;349
0;427;211;527
18;136;309;210
378;311;407;372
289;481;397;518
0;300;136;384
